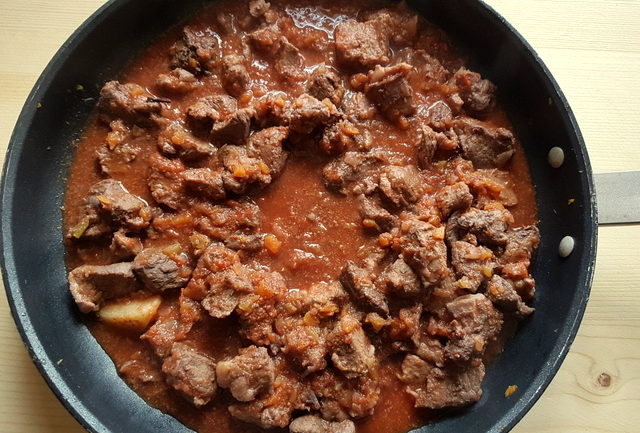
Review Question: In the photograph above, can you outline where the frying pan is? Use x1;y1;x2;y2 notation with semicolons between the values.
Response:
0;0;598;432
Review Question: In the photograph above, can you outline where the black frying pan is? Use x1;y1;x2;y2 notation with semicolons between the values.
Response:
0;1;597;432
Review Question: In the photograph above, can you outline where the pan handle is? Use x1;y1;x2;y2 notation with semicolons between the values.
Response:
594;171;640;225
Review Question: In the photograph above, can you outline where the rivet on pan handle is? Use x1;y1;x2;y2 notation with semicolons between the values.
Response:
594;171;640;225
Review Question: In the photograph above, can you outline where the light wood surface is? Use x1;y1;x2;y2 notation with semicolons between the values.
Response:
1;1;639;432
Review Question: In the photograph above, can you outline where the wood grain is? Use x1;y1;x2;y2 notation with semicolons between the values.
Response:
0;1;638;432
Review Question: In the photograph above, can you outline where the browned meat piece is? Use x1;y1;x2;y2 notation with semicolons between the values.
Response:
436;182;473;218
453;118;515;169
283;325;328;373
228;374;312;428
157;122;215;161
182;168;226;201
252;91;290;127
307;66;345;105
400;354;486;409
415;336;445;367
248;23;282;55
319;120;363;155
288;94;336;134
451;207;514;245
310;370;380;419
334;20;389;70
223;233;263;251
416;124;438;166
398;49;449;86
399;220;450;288
290;415;356;433
426;100;453;130
323;150;391;193
327;314;376;378
245;126;289;176
363;8;418;46
141;302;196;357
377;257;421;297
445;294;503;362
162;342;217;407
466;169;519;207
450;241;496;292
358;195;396;232
216;345;275;402
186;95;237;131
386;304;422;344
132;247;192;292
210;107;254;146
193;200;261;241
275;38;305;81
155;68;198;94
218;145;271;194
184;243;252;318
170;26;219;74
68;263;138;313
340;261;389;315
501;225;540;264
450;68;496;113
364;63;415;120
97;81;164;125
486;274;534;317
377;165;423;208
109;230;142;260
72;179;151;237
221;55;250;97
148;154;186;210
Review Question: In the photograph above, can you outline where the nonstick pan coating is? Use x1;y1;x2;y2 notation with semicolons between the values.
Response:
0;1;597;432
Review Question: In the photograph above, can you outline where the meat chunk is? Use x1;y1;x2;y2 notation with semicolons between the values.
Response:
311;371;380;419
249;0;271;18
182;168;226;201
486;275;534;317
450;241;495;292
148;154;186;210
132;247;193;292
210;107;254;146
73;179;151;237
501;225;540;264
275;38;305;81
319;120;361;155
323;151;390;193
192;200;261;241
283;325;328;374
170;26;219;74
97;81;164;126
220;55;250;97
399;220;450;288
307;66;345;105
363;8;419;46
288;93;336;134
290;415;356;433
157;122;215;161
109;230;142;260
445;294;503;362
453;118;515;168
162;342;217;407
334;20;389;70
340;261;389;315
436;182;473;218
358;195;396;232
184;243;252;318
155;68;199;94
450;68;496;113
186;95;237;131
450;207;514;245
401;354;486;409
377;257;422;297
377;165;423;208
68;263;138;313
216;345;275;402
141;304;195;357
248;24;282;55
327;314;376;378
364;63;415;120
245;126;289;176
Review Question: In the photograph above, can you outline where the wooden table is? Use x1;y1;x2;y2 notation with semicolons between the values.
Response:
1;1;638;432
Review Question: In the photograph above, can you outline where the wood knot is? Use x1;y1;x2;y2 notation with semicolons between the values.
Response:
597;372;611;388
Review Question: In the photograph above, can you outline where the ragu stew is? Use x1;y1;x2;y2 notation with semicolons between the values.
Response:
63;0;539;432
